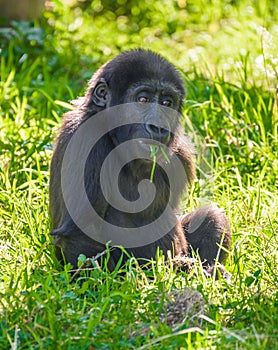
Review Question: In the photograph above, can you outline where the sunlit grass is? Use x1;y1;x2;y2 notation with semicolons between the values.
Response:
0;0;277;348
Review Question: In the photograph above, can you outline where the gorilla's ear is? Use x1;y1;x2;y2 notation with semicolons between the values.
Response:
92;78;109;107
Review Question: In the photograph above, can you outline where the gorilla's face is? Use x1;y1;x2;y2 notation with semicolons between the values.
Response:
107;80;182;159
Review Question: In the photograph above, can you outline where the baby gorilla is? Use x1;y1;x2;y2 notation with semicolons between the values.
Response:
49;49;231;272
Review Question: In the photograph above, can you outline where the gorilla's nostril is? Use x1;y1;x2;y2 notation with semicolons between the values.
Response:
146;124;159;135
146;124;169;143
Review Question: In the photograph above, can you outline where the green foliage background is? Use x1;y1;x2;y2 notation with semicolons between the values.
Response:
0;0;277;348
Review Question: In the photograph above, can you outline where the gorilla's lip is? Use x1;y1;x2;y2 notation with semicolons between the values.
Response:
137;140;165;160
137;139;160;151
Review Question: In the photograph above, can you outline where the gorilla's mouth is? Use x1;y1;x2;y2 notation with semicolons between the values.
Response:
137;139;167;162
137;139;158;151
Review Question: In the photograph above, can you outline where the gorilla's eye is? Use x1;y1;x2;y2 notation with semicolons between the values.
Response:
161;99;172;107
138;96;150;103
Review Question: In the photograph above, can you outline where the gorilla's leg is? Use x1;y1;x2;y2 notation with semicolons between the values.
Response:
181;205;231;266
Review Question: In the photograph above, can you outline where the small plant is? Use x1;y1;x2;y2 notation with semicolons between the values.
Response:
149;144;170;182
149;144;158;182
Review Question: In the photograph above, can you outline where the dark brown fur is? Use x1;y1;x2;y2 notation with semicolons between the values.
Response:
50;49;231;271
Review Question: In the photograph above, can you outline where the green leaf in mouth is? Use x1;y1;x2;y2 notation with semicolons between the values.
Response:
149;145;158;183
149;145;170;183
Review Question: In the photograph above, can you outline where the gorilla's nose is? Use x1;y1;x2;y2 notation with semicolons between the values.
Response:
146;124;170;144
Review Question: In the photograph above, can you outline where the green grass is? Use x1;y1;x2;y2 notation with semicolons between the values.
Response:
0;0;277;348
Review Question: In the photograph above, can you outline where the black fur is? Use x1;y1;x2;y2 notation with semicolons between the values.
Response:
50;49;231;270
